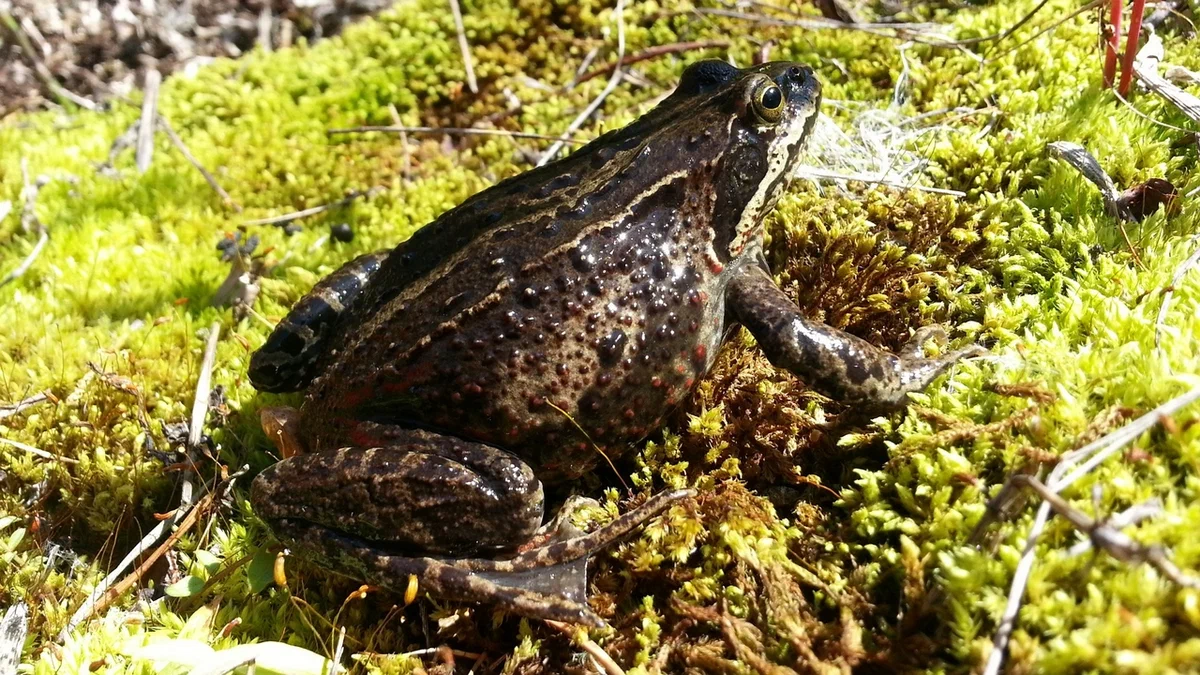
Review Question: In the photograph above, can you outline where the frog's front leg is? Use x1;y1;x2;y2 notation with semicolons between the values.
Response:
251;428;691;626
726;264;984;409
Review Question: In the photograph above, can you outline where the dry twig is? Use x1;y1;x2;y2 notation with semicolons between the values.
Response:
0;391;52;420
1;160;50;289
58;323;222;641
980;384;1200;675
999;475;1200;586
136;69;162;173
1155;235;1200;354
0;437;81;465
538;0;626;167
156;113;241;211
0;11;97;110
448;0;478;94
1132;34;1200;125
545;620;625;675
575;40;730;85
328;125;586;144
242;187;384;227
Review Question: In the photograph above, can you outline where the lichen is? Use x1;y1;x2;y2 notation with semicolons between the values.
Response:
3;0;1200;672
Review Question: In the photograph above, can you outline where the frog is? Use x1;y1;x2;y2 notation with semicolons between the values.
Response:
247;59;983;627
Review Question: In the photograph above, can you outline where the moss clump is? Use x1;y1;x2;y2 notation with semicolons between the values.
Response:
3;0;1200;672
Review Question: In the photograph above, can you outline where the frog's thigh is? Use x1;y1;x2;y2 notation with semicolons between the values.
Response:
727;264;983;409
251;434;544;556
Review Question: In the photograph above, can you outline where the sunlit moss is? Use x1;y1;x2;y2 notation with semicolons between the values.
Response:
3;0;1200;671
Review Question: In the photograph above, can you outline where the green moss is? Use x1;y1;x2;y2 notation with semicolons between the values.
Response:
4;0;1200;672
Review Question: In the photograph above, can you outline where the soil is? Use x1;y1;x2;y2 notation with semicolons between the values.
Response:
0;0;392;118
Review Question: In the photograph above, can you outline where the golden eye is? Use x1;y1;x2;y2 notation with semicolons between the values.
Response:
753;82;785;122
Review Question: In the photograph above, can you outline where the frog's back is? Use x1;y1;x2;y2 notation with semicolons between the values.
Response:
251;60;794;480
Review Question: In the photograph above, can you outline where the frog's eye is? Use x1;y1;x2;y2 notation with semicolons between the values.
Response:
752;80;786;123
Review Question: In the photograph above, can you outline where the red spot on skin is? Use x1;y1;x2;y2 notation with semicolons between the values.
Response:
341;363;434;407
709;260;724;274
624;409;636;419
463;383;483;395
339;385;375;410
651;376;663;388
675;364;687;375
694;344;707;362
349;425;386;448
684;377;695;389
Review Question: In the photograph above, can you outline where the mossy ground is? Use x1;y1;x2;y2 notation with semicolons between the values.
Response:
3;0;1200;672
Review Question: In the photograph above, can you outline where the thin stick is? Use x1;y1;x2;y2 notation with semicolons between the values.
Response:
2;160;49;289
967;0;1054;48
448;0;478;94
242;187;383;227
794;166;966;196
688;7;943;41
1154;234;1200;351
1132;35;1200;125
1007;475;1200;586
982;384;1200;675
136;69;162;173
575;40;730;85
0;437;81;465
986;0;1104;62
0;391;51;420
567;47;601;90
156;113;240;211
328;125;586;144
538;0;626;167
57;322;221;641
545;620;626;675
0;227;48;289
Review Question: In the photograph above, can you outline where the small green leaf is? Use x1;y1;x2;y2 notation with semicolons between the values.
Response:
247;549;276;594
164;575;205;598
194;549;221;575
5;527;25;551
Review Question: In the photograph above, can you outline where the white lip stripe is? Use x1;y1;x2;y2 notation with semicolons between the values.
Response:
729;102;817;257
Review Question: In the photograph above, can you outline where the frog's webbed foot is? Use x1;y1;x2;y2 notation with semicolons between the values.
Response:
271;489;694;627
728;264;986;410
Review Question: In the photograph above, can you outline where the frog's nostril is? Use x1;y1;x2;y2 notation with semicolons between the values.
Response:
787;66;805;82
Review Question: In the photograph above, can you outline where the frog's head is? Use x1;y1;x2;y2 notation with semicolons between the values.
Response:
666;59;821;263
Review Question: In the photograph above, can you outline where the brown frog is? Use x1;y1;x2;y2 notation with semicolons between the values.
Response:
248;60;981;626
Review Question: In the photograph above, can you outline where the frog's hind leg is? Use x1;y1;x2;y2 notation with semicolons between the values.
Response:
251;427;694;625
252;430;545;556
265;489;693;626
249;250;389;393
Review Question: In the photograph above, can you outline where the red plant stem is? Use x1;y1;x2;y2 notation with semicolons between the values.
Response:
1102;0;1122;88
1118;0;1146;96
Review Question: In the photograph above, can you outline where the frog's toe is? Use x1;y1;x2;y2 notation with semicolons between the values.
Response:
889;341;987;407
900;324;948;360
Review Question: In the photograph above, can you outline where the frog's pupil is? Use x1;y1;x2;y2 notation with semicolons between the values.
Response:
762;86;783;109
